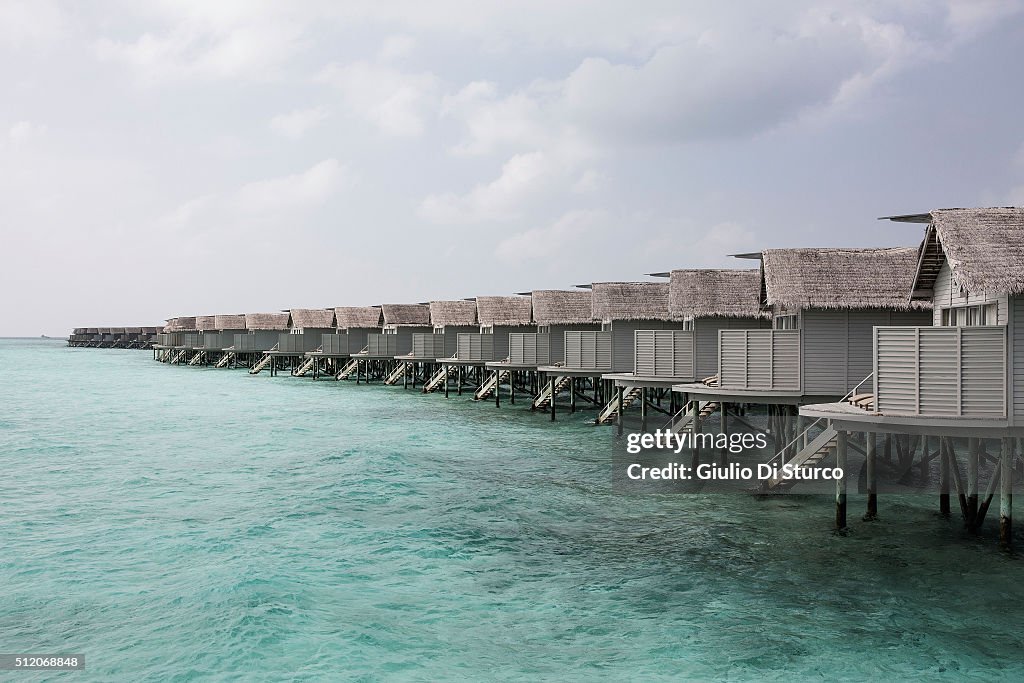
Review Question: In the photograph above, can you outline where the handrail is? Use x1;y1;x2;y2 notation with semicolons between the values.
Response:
761;371;874;468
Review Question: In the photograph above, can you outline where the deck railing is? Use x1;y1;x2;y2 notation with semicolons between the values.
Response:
366;334;398;357
509;333;550;365
634;330;694;378
564;331;612;370
456;333;494;361
411;333;447;359
874;326;1006;417
718;329;801;391
321;333;352;355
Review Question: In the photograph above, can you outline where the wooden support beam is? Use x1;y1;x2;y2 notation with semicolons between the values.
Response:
836;429;848;530
1001;437;1013;547
865;431;877;521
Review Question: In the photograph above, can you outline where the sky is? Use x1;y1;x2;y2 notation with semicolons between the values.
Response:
3;1;1024;335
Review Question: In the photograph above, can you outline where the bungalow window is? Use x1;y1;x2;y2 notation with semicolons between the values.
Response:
290;328;302;334
384;326;398;335
681;317;694;331
537;325;550;334
433;325;445;334
601;321;613;332
940;304;999;326
773;314;799;330
480;325;494;334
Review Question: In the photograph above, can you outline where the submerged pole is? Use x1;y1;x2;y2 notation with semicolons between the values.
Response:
616;386;624;436
968;437;980;528
549;376;556;422
865;431;877;521
640;387;647;431
835;429;848;530
1001;437;1013;547
939;435;951;517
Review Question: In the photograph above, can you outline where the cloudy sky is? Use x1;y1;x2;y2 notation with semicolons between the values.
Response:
3;1;1024;335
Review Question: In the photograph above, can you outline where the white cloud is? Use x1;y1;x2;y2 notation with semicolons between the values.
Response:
495;209;609;262
159;159;348;234
571;169;605;194
9;121;48;148
378;34;416;62
270;106;329;139
94;6;304;82
419;151;560;224
316;61;438;137
0;0;65;49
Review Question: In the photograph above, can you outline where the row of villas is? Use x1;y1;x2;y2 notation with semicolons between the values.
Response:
68;327;162;348
71;207;1024;546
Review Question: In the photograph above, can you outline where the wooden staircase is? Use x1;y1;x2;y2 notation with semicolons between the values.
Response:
760;425;839;492
384;362;408;385
249;344;279;375
663;401;720;434
425;365;457;393
336;358;359;380
170;349;187;364
188;351;207;366
596;387;643;425
533;376;573;410
215;351;235;368
473;369;509;400
292;350;320;377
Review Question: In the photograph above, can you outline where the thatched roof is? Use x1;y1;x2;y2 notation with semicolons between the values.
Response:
591;282;670;321
98;328;111;334
166;316;197;332
110;327;125;334
73;328;85;335
429;300;478;326
143;327;160;334
531;290;593;325
195;316;216;331
334;306;382;329
214;314;246;330
125;327;142;334
669;269;767;319
910;208;1024;297
289;308;335;329
761;247;928;311
382;304;431;326
86;328;98;334
244;312;290;330
476;296;533;326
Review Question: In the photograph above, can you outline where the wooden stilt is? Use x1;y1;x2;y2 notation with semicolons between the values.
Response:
968;437;980;528
1000;437;1013;547
616;386;624;436
640;388;647;431
835;429;848;530
549;376;556;421
865;431;877;521
939;435;951;517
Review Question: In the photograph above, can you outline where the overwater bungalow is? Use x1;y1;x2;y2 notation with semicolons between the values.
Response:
189;314;247;367
534;282;676;419
251;308;336;376
480;290;598;405
234;313;289;371
425;296;533;397
140;327;161;349
394;300;478;390
799;208;1024;543
299;306;382;380
668;247;931;483
309;306;384;380
347;304;430;383
156;317;197;363
601;269;770;428
180;316;215;363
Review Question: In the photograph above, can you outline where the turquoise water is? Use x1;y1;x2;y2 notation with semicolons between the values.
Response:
2;338;1023;681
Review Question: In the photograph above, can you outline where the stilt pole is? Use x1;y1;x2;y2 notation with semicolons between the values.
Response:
835;429;848;530
865;431;877;520
1000;437;1013;547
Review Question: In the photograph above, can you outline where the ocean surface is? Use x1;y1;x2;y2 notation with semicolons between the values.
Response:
2;338;1023;681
